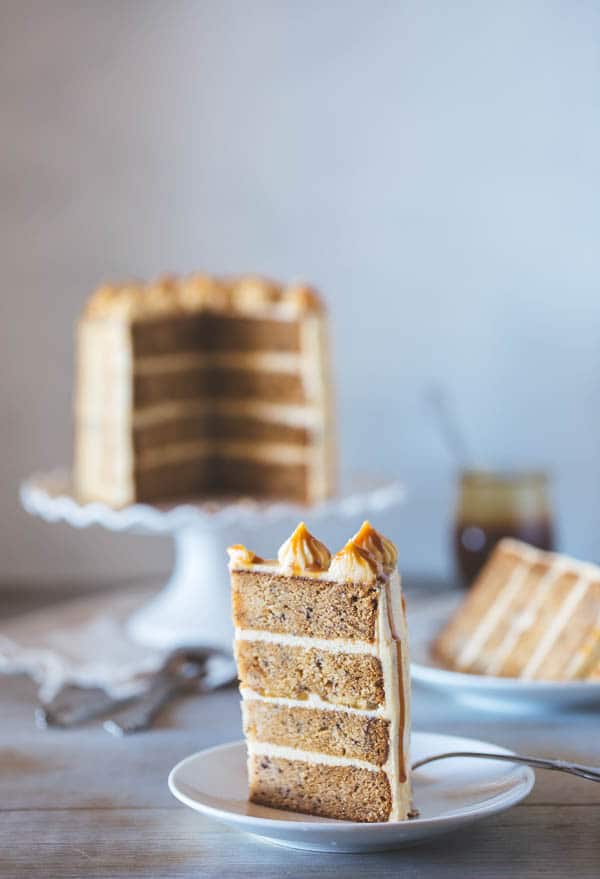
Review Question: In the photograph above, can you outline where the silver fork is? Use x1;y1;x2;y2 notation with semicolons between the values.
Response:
102;650;209;736
412;751;600;781
103;649;236;736
37;648;234;733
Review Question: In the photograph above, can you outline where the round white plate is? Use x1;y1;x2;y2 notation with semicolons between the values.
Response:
168;733;534;853
410;591;600;714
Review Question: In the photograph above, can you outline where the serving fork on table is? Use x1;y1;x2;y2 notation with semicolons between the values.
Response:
36;648;236;735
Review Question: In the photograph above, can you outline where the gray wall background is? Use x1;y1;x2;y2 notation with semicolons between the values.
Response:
2;0;600;584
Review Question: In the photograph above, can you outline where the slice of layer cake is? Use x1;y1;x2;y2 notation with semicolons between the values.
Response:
434;538;600;680
229;521;412;822
74;274;334;506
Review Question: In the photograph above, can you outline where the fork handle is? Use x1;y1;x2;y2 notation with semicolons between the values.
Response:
103;674;187;736
411;751;600;782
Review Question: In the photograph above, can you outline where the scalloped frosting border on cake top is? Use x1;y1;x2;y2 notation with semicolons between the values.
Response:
83;274;325;321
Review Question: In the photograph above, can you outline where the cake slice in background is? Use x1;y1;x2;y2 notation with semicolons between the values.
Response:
434;539;600;680
229;521;412;822
74;274;334;506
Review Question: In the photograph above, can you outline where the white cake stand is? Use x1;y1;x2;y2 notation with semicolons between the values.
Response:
20;470;405;653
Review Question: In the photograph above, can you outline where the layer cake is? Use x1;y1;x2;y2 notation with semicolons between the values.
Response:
74;274;334;505
229;521;412;822
434;538;600;680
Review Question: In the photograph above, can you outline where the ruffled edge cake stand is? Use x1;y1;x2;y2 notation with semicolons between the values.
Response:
20;470;405;653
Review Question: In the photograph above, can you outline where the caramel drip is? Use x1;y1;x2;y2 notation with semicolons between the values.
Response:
382;574;406;783
396;640;407;783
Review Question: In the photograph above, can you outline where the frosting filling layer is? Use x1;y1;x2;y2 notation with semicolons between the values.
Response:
133;440;316;470
235;628;379;655
241;687;384;718
247;741;381;773
133;350;304;375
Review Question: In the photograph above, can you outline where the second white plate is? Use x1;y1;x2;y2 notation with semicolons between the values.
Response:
409;591;600;713
168;732;534;853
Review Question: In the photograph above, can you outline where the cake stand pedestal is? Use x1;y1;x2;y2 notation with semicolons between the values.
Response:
20;471;405;653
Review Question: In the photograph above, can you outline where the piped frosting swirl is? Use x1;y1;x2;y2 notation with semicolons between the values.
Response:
277;522;331;574
227;544;264;567
351;521;398;572
228;522;398;583
328;540;382;584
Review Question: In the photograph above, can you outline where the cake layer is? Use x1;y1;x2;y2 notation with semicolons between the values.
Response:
232;570;380;642
135;459;310;504
129;413;311;450
130;314;301;356
248;754;392;822
133;368;306;407
235;639;385;709
76;457;311;506
242;698;390;765
212;458;310;502
133;351;303;376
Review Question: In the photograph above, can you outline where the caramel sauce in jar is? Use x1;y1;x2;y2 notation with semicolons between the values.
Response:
453;470;555;586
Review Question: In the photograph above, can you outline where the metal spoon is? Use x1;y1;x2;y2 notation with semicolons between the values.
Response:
412;751;600;782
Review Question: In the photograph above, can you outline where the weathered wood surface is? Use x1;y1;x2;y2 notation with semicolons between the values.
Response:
1;585;599;879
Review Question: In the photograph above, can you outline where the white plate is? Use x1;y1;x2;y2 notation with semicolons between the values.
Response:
168;733;534;853
410;591;600;714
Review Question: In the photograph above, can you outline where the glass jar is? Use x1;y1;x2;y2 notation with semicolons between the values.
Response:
453;469;554;586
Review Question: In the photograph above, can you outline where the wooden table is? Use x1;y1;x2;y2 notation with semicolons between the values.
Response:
1;583;599;879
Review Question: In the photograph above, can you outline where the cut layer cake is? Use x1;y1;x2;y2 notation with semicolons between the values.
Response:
229;521;412;822
74;274;334;506
434;539;600;680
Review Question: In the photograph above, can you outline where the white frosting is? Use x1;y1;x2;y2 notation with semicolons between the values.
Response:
376;572;411;820
564;606;600;678
240;687;384;717
500;538;600;580
235;628;378;655
136;440;316;470
96;399;323;430
133;350;303;375
299;313;333;500
211;399;322;429
230;558;345;581
248;741;380;773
